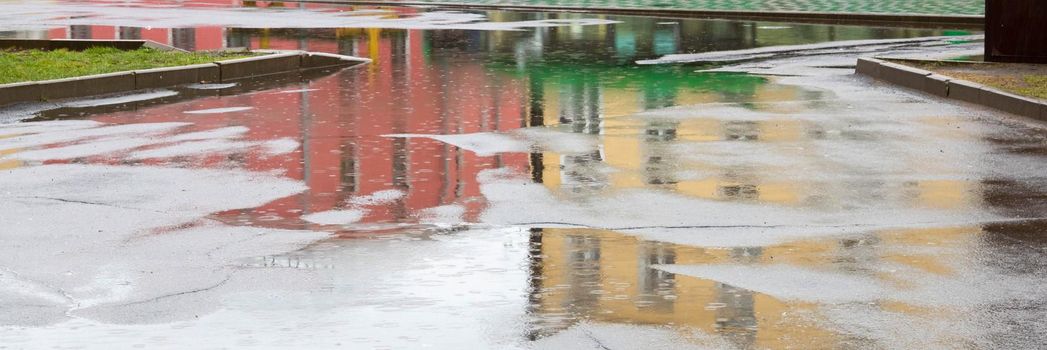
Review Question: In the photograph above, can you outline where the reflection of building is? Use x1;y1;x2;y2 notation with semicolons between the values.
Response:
19;2;984;228
527;222;988;348
44;0;353;50
6;3;1012;346
62;22;532;228
527;227;838;348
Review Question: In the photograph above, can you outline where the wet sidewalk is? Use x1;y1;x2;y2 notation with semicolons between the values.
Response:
2;2;1044;349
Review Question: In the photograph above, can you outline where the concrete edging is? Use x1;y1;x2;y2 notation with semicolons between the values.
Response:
0;50;369;107
856;57;1047;122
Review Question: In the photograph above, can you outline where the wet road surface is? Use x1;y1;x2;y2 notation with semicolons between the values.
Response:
1;1;1045;349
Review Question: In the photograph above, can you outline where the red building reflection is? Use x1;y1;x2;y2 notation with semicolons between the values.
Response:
51;16;531;231
46;0;351;51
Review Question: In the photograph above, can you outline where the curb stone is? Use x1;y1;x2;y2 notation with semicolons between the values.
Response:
216;52;303;81
135;64;221;89
947;79;985;105
0;82;41;106
0;49;369;108
856;57;1047;123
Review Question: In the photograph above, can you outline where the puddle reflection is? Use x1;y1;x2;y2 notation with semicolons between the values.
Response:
5;2;1042;348
2;2;964;232
523;223;1004;348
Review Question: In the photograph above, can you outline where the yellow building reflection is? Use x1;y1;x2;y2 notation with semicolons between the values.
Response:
527;80;987;346
529;223;986;348
530;228;836;348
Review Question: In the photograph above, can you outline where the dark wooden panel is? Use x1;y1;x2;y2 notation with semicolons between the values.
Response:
985;0;1047;63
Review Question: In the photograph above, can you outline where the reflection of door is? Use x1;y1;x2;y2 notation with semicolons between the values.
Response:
564;235;602;311
638;243;676;313
172;28;196;51
715;283;757;348
118;27;141;40
70;25;91;39
986;0;1047;63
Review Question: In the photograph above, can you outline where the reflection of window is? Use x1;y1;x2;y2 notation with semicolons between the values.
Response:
560;151;609;193
637;243;676;312
428;30;474;51
558;82;601;134
70;25;91;39
718;184;759;201
172;28;196;51
340;147;358;194
724;121;759;141
644;154;678;186
653;25;679;56
642;121;678;186
644;126;677;142
614;30;636;58
715;283;757;348
226;28;251;49
118;27;141;40
564;235;601;310
730;247;762;264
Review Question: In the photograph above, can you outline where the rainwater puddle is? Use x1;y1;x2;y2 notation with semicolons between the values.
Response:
3;1;1046;349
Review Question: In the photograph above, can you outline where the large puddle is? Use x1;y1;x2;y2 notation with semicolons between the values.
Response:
3;1;1046;349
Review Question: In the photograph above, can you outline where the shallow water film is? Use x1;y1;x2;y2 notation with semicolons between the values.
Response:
1;1;1045;349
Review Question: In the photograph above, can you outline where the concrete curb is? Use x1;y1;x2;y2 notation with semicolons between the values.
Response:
298;0;984;28
0;50;369;107
217;51;303;81
135;63;221;89
856;57;1047;122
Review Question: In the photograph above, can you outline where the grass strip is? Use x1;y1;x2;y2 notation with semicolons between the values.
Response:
907;60;1047;101
0;47;257;84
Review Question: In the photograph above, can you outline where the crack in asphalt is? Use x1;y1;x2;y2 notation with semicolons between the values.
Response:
508;221;875;230
204;233;268;260
0;266;75;305
510;217;1047;232
581;329;613;350
5;195;170;214
116;274;233;307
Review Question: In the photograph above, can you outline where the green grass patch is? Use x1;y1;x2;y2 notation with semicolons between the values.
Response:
0;47;258;85
904;60;1047;101
980;75;1047;101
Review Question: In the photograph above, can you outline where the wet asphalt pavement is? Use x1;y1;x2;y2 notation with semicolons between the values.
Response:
1;1;1045;349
